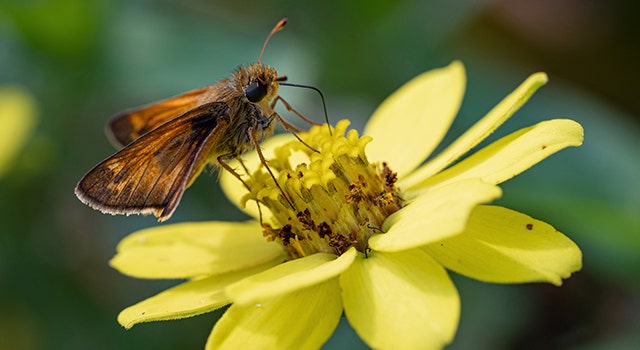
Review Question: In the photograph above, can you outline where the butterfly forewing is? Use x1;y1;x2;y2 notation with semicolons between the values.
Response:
75;102;231;221
108;87;214;147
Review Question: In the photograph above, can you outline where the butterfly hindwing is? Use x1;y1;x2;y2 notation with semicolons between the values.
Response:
108;87;216;147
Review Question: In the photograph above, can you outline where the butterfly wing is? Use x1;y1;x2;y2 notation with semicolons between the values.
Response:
75;102;231;222
108;87;215;147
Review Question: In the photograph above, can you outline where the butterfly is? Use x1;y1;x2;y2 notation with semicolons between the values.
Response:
75;18;310;222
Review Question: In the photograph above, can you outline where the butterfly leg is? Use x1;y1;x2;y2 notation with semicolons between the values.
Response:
248;127;297;211
270;95;321;128
265;109;319;154
272;94;332;136
217;155;252;192
255;200;266;227
218;156;264;226
237;157;253;178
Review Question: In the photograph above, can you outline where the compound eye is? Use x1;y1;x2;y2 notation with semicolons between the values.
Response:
245;81;268;103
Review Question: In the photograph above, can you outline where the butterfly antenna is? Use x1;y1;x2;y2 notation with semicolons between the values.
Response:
258;18;288;63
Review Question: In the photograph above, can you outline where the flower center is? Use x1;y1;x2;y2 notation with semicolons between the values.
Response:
241;120;404;258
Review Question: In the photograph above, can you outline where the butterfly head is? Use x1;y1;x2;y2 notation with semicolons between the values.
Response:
235;63;287;106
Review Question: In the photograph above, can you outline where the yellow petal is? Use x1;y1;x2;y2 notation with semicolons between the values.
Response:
423;205;582;286
401;72;548;189
364;61;465;177
340;250;459;349
206;279;342;350
110;221;287;279
220;134;295;219
369;179;501;252
406;119;584;195
226;247;356;305
0;86;37;177
117;263;275;329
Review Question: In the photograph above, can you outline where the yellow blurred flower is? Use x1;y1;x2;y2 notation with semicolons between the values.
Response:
111;61;583;349
0;86;37;177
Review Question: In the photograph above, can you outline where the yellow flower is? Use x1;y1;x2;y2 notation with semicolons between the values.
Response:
0;86;37;178
111;61;583;349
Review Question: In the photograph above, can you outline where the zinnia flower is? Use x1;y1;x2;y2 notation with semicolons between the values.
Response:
111;61;583;349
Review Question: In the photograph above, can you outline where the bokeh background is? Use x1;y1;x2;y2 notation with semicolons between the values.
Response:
1;0;639;349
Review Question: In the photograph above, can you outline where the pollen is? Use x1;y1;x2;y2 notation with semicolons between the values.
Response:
243;120;404;258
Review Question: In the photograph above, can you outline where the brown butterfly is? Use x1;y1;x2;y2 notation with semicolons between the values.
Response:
75;18;311;222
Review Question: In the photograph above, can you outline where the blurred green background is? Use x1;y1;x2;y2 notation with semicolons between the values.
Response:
1;0;638;349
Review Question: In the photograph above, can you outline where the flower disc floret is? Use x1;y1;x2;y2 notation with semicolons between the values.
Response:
244;120;404;258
